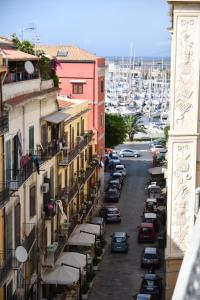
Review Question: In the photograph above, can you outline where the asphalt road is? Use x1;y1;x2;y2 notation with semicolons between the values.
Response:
89;143;165;300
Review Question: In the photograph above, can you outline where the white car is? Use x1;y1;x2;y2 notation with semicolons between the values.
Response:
119;149;140;158
150;145;166;154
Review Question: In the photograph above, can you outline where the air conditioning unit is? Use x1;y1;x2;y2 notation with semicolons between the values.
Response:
41;183;49;193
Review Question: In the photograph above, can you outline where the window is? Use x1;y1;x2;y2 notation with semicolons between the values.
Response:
30;185;36;218
72;83;83;94
100;113;103;127
100;80;104;93
15;203;21;247
29;126;34;153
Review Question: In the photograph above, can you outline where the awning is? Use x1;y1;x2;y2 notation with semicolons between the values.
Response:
56;252;86;270
68;231;95;247
42;111;71;124
75;223;101;237
42;265;79;285
148;167;165;175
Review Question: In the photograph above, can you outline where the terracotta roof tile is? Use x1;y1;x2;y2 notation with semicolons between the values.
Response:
57;99;73;109
2;48;39;61
36;45;99;61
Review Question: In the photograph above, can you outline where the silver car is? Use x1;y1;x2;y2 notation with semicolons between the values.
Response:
119;149;140;158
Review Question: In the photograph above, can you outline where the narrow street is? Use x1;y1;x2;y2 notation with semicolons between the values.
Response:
89;143;161;300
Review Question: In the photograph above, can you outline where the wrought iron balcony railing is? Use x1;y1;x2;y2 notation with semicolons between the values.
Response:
0;249;19;287
0;183;11;208
22;223;36;254
56;183;79;205
59;131;93;166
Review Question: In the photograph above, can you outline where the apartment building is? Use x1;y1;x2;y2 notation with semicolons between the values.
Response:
165;0;200;298
37;45;105;181
0;38;100;299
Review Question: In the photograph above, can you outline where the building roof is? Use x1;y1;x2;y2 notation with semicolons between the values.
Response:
36;45;98;61
0;36;13;48
1;48;38;61
42;111;71;124
57;99;73;109
4;87;57;107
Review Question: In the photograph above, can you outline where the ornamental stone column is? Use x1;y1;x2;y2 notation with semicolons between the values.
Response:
166;1;200;299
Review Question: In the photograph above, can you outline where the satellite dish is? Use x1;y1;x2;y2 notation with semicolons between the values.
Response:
15;246;28;263
24;61;34;74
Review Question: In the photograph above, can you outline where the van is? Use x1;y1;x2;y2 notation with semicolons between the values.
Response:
138;223;155;243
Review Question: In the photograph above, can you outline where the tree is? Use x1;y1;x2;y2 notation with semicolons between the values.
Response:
11;34;59;87
163;125;170;146
124;114;147;141
105;113;127;148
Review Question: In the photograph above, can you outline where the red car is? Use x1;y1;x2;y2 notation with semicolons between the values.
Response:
137;223;155;243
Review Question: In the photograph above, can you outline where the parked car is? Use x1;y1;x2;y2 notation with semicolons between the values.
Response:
108;179;122;190
90;217;105;235
133;294;153;300
142;213;159;232
111;232;129;253
149;140;163;149
104;188;120;202
112;172;124;185
145;198;157;212
137;223;155;243
140;273;162;299
141;247;161;268
115;164;127;177
109;159;121;169
108;153;119;160
150;145;166;154
100;206;121;223
119;149;140;158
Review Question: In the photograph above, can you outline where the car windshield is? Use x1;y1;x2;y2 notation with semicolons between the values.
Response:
108;210;119;215
143;279;155;288
113;237;125;243
144;253;157;259
108;190;118;195
142;228;152;234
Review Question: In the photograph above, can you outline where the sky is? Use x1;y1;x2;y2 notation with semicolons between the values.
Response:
0;0;171;57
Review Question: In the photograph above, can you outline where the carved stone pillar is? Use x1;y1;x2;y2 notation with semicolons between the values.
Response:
166;1;200;299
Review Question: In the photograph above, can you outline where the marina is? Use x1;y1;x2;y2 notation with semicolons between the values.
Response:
105;57;170;138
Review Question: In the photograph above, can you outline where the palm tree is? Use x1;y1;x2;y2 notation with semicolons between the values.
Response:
124;114;147;141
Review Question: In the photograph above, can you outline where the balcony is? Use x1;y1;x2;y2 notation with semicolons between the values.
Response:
56;183;79;204
0;184;11;208
58;131;93;166
3;78;40;101
0;249;19;287
84;160;98;182
22;223;36;253
43;199;56;220
0;112;8;134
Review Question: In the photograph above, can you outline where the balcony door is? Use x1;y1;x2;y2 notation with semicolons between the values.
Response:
5;140;11;183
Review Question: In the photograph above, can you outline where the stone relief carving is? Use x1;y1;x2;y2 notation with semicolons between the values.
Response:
172;144;192;252
175;17;196;128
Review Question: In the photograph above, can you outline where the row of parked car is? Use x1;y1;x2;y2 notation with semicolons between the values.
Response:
134;182;166;299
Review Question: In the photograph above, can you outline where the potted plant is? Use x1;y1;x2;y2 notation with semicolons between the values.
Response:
86;271;96;288
81;281;89;299
95;247;103;259
92;256;100;271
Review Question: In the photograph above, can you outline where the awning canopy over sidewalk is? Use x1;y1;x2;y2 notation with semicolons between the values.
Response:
148;166;165;175
42;265;79;285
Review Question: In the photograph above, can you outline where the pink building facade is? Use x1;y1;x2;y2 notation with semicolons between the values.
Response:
57;59;105;158
38;45;105;159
